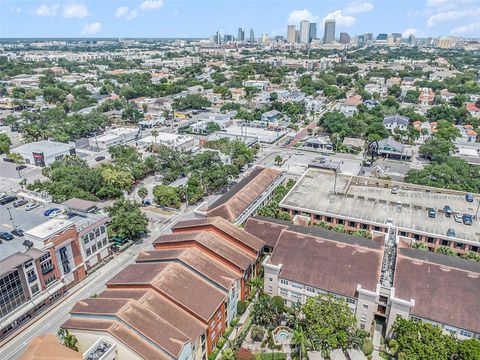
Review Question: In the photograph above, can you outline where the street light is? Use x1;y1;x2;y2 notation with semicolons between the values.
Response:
6;206;16;229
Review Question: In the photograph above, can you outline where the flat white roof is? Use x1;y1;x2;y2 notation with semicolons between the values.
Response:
95;127;138;142
26;218;74;240
13;140;74;155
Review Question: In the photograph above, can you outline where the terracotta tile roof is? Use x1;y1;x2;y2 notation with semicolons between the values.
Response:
137;248;238;290
466;103;480;112
394;248;480;333
99;288;148;300
18;333;82;360
173;216;264;253
154;231;255;271
62;318;171;360
259;218;383;297
205;166;283;222
107;261;227;322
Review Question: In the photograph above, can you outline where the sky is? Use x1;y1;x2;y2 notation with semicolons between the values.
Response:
1;0;480;39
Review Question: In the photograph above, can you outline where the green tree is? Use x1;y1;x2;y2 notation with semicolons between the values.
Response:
153;184;181;208
388;84;402;98
462;251;480;262
412;242;428;250
248;276;264;295
291;329;310;360
301;294;358;354
251;295;277;327
274;155;283;165
457;339;480;360
57;328;79;352
436;246;457;257
221;348;236;360
107;199;148;240
205;121;221;133
392;317;457;360
404;89;420;104
100;166;134;190
137;186;148;201
0;133;12;154
172;94;211;111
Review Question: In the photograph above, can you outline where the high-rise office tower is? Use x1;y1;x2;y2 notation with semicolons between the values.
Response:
211;31;221;45
364;33;373;42
376;33;388;41
261;33;269;44
287;25;296;43
340;32;350;44
323;19;335;44
295;30;301;44
408;34;417;46
300;20;310;43
237;28;245;42
309;23;317;42
223;34;234;42
249;28;255;43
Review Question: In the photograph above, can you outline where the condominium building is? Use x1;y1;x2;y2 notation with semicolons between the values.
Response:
245;216;480;340
0;199;109;339
287;25;296;44
62;217;265;360
300;20;310;44
323;20;336;44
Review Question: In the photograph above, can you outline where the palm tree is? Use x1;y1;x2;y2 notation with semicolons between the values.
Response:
151;129;159;153
57;328;79;352
291;329;310;360
247;276;263;296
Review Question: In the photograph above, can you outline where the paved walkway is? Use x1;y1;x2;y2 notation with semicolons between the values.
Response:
371;324;383;360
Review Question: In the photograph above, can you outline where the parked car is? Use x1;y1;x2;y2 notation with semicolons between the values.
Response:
12;228;24;237
443;205;452;217
95;156;106;162
465;193;474;202
454;214;463;223
391;185;399;194
0;195;17;205
3;157;14;163
447;228;456;237
48;209;63;218
25;202;40;211
428;208;436;218
13;199;27;207
15;165;27;171
0;232;14;241
44;208;60;216
463;214;473;225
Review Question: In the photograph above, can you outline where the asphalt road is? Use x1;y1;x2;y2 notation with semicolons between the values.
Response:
0;212;183;360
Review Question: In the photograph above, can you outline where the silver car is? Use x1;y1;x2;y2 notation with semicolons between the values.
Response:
454;214;463;223
25;202;40;211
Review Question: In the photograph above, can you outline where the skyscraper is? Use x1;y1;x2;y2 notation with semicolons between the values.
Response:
249;28;255;43
340;32;350;44
364;33;373;42
323;19;335;44
300;20;310;44
237;28;245;42
287;25;296;43
309;23;317;43
376;33;388;41
408;34;417;46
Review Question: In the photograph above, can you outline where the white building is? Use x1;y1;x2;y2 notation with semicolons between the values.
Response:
138;132;194;150
88;127;140;149
12;140;76;167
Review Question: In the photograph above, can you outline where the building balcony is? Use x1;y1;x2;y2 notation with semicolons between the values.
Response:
41;266;54;275
28;274;37;283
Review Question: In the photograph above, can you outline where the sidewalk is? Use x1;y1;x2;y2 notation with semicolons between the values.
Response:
371;325;382;360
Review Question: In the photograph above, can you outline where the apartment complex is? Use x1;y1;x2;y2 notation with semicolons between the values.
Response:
0;199;109;339
245;216;480;340
197;166;285;225
62;217;265;360
279;169;480;256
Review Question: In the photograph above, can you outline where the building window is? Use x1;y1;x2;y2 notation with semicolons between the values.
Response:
86;248;92;256
306;286;315;293
45;274;56;286
0;270;27;317
31;284;40;295
280;289;288;296
441;240;449;246
95;228;100;237
269;277;273;282
291;292;302;301
102;238;108;247
360;324;365;330
346;298;356;305
100;226;106;234
459;330;472;338
83;235;89;245
291;282;303;290
89;232;95;241
280;279;288;285
360;314;367;322
268;286;272;293
349;221;356;227
363;304;368;309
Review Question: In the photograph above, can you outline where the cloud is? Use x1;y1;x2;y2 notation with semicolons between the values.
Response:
115;6;138;20
115;6;129;18
82;21;101;35
450;21;480;35
287;9;319;25
344;2;374;15
402;28;418;37
139;0;164;10
63;2;89;18
427;9;480;27
323;10;356;26
36;3;60;17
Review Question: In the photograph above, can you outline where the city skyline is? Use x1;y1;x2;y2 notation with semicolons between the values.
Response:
1;0;480;38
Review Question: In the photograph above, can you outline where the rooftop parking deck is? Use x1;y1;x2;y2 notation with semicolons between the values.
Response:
280;169;480;245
